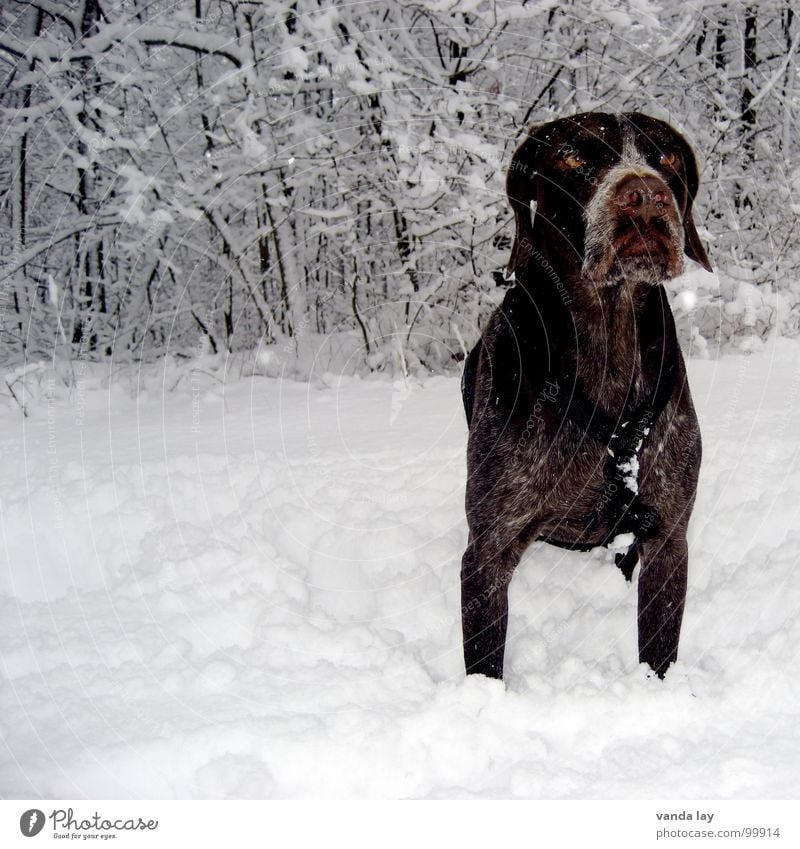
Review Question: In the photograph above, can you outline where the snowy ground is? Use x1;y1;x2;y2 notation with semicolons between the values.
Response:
2;338;800;800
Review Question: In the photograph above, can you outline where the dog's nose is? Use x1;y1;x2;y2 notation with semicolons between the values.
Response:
615;174;671;224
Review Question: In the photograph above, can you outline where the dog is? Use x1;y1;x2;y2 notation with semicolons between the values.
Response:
460;112;712;680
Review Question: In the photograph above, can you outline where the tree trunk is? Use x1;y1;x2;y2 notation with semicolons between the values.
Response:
72;0;105;351
741;7;757;163
8;6;44;353
782;4;795;157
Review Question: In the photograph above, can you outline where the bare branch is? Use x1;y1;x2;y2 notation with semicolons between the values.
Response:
1;218;119;280
12;0;77;34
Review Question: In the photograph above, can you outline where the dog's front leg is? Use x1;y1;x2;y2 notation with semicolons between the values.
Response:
637;534;688;678
460;537;521;679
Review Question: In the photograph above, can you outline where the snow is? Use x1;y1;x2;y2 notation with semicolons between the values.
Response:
675;289;698;311
618;454;639;493
2;339;800;799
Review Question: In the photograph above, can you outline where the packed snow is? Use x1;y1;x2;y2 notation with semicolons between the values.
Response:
2;338;800;799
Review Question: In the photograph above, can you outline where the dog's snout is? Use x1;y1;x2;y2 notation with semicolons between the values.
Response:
615;174;671;224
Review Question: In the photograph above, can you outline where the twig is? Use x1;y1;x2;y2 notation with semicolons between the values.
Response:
5;379;28;417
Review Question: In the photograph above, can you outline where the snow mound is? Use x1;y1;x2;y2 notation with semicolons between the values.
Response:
2;341;800;798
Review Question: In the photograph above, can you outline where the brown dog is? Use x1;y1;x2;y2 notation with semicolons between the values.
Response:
461;112;712;680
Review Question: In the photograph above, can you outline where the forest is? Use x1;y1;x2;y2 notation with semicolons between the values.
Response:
1;1;798;376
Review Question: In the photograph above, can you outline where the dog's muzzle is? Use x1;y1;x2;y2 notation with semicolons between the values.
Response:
583;168;684;284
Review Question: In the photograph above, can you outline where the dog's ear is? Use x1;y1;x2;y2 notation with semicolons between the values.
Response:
676;134;713;273
506;125;546;280
682;207;712;273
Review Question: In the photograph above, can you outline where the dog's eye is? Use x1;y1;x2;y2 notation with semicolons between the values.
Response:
659;150;679;168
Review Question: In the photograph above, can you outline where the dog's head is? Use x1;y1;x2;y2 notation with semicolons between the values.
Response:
506;112;712;286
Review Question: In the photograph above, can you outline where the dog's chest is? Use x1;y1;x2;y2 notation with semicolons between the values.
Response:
504;380;661;527
515;421;618;509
